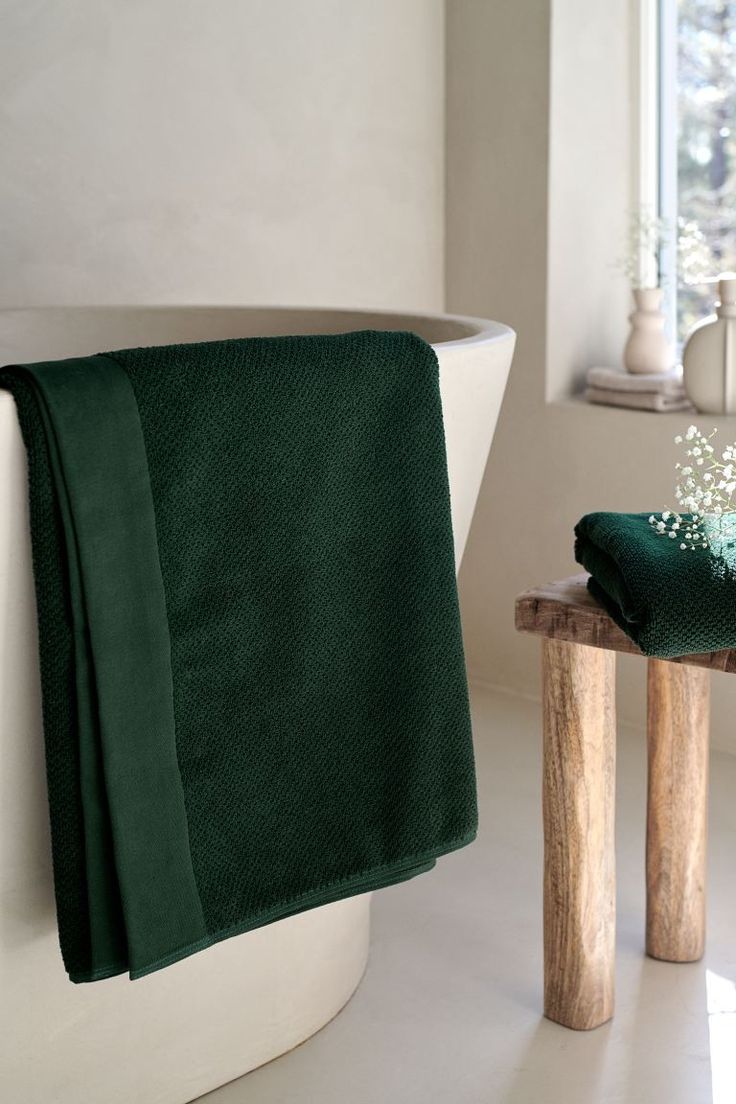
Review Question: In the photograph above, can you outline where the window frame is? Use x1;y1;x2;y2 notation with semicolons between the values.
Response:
635;0;677;340
658;0;678;343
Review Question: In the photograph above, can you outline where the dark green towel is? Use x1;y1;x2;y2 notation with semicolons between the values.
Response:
1;330;476;983
575;510;736;657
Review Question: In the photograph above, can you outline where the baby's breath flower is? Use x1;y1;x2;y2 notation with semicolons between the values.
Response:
649;426;736;558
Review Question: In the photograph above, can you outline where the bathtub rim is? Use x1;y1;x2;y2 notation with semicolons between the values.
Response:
0;303;516;356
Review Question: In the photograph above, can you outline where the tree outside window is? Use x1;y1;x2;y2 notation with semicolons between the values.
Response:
675;0;736;343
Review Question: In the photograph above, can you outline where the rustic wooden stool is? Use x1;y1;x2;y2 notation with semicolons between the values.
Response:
515;574;723;1031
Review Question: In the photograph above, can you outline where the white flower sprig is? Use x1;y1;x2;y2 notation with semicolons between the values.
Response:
614;206;670;289
649;425;736;552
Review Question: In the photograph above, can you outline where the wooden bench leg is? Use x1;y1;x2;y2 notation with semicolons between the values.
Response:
646;659;710;963
542;638;616;1030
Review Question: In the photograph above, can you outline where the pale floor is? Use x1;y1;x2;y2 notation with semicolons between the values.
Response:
200;683;736;1104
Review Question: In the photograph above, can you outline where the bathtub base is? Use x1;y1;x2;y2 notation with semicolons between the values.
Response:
0;893;371;1104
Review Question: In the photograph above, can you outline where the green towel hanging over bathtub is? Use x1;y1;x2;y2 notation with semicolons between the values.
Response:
1;330;476;982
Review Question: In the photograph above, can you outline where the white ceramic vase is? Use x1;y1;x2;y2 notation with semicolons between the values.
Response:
682;275;736;414
623;287;674;375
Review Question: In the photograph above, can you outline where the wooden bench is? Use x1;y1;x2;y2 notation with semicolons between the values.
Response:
515;573;720;1031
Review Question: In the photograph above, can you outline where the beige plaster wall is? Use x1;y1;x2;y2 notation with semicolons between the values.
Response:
0;0;445;311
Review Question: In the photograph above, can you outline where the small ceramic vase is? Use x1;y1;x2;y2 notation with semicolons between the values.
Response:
623;287;674;374
682;274;736;414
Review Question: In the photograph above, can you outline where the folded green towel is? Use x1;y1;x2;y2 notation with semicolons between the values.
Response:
575;510;736;657
1;330;476;982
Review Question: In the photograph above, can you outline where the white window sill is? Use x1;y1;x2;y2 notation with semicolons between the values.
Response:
551;395;736;429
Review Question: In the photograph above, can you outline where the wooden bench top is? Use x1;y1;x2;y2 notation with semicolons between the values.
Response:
515;573;736;674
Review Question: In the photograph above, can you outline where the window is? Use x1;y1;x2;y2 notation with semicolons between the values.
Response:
659;0;736;346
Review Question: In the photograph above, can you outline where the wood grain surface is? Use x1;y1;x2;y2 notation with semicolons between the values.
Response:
542;638;616;1030
646;659;710;962
516;574;736;673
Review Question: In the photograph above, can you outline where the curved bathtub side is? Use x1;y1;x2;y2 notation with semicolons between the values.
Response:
437;327;515;567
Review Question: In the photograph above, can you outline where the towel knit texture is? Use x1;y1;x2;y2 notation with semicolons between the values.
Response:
575;510;736;657
1;330;477;981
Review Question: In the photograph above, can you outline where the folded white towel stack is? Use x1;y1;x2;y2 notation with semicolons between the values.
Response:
584;367;693;413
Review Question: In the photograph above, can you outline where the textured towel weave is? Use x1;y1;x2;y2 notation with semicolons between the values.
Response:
575;510;736;657
1;330;476;982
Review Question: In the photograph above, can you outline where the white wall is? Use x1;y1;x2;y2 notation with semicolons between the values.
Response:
546;0;632;399
0;0;445;311
449;0;736;753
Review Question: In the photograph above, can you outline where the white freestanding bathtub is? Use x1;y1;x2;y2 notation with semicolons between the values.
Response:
0;306;514;1104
